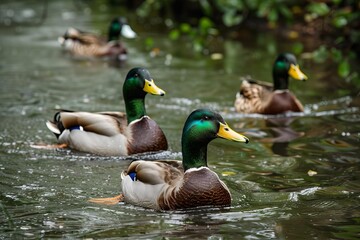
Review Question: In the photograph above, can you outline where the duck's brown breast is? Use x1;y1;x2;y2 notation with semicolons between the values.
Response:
158;167;231;210
127;116;168;155
262;91;304;114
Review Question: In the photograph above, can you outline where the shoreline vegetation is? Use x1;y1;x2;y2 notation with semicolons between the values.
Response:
126;0;359;83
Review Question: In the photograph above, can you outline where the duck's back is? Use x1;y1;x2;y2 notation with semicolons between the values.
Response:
235;80;304;114
235;79;273;113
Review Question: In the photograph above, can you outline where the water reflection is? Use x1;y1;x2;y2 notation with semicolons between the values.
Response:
264;117;304;156
1;0;360;239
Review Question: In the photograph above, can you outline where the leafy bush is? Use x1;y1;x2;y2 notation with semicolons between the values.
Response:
135;0;359;79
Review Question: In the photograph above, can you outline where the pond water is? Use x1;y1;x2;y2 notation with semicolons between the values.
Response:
1;1;360;239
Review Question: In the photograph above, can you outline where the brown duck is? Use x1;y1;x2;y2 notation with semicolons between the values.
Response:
234;53;308;114
58;17;136;60
46;68;167;156
90;109;249;210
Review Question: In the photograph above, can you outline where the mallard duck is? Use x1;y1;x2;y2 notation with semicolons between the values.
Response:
59;17;136;60
46;67;168;156
234;53;308;114
90;109;249;210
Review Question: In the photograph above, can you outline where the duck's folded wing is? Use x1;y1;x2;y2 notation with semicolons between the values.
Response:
66;29;106;45
62;28;98;45
123;160;183;185
60;111;127;137
240;78;273;100
241;77;273;91
77;34;106;45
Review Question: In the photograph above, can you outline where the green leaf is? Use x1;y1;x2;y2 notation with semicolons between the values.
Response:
199;0;212;15
279;5;293;20
169;29;180;40
258;1;270;17
338;60;350;78
199;17;213;30
332;16;348;28
313;45;329;63
193;40;203;52
223;10;243;27
268;8;278;22
180;23;192;33
334;36;345;45
330;48;342;62
292;42;304;55
307;3;330;17
144;37;154;49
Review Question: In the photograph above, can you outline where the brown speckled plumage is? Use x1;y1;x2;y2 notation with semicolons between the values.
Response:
59;17;136;60
59;28;128;59
234;53;308;115
234;79;304;114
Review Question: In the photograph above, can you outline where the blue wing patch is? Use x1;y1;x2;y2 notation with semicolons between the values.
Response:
128;172;137;181
69;126;83;131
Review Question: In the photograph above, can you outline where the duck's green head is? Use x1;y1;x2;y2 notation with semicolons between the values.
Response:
273;53;308;90
108;17;137;41
182;109;249;170
123;67;165;98
123;68;165;123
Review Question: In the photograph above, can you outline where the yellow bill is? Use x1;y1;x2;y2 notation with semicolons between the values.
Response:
288;64;308;81
143;79;166;96
217;122;249;143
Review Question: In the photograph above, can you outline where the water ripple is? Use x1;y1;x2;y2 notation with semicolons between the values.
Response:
222;96;359;120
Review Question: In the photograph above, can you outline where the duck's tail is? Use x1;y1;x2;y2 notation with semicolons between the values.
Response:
46;111;66;139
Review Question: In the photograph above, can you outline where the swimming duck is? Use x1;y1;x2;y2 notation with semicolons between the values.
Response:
234;53;308;114
46;67;168;156
59;17;136;60
89;109;249;210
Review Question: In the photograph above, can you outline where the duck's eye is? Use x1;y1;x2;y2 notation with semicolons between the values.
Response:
203;116;209;120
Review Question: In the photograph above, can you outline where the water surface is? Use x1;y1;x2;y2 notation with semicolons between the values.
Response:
1;1;360;239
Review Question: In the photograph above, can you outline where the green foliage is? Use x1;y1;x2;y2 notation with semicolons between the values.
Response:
214;0;245;26
136;0;169;18
306;2;330;17
144;37;154;51
135;0;359;79
211;0;294;26
312;45;358;79
291;42;304;55
306;0;359;80
338;60;350;78
169;17;218;53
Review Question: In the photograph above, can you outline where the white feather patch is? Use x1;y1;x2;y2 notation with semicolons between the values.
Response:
46;121;61;134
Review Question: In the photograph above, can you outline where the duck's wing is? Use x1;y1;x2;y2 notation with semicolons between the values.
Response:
121;160;184;210
241;76;274;92
62;28;106;45
88;160;183;206
46;110;127;137
123;160;183;185
235;78;273;113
